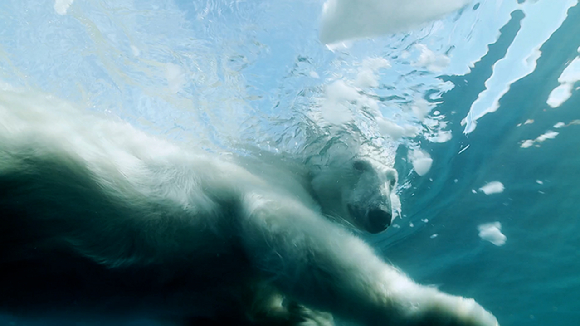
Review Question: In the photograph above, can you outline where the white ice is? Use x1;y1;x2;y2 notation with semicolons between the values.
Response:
54;0;74;15
479;181;504;195
547;56;580;108
520;130;559;148
478;222;507;246
410;149;433;176
319;0;471;44
165;63;185;94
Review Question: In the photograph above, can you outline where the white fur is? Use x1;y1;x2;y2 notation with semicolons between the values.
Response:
0;90;498;325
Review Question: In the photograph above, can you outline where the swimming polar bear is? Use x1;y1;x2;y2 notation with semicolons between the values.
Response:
0;90;498;326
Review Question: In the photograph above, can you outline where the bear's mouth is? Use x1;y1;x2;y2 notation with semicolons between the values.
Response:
366;208;392;234
347;204;391;234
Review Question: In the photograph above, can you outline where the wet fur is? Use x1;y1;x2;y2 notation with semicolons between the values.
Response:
0;90;498;326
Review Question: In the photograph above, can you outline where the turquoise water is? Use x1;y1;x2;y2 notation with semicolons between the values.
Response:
386;7;580;324
1;0;579;325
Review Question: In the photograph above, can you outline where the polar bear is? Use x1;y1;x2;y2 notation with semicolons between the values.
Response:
0;89;498;326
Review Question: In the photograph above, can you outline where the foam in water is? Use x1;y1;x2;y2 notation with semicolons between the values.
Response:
321;80;358;125
411;98;432;122
413;44;451;73
352;57;391;88
376;118;419;140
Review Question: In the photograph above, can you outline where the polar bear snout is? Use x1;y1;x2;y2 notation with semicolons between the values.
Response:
347;204;392;234
367;208;392;233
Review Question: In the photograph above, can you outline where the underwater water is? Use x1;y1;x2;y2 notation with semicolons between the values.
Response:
0;0;579;325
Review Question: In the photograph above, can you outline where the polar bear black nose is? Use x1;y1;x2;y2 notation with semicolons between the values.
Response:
366;209;392;234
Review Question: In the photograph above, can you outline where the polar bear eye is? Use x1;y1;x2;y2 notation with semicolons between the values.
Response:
353;160;370;172
385;169;398;189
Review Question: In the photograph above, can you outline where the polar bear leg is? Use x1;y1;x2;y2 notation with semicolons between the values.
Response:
170;301;333;326
249;303;334;326
239;194;498;326
239;282;334;326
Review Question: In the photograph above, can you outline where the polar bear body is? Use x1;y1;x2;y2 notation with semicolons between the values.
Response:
0;90;498;326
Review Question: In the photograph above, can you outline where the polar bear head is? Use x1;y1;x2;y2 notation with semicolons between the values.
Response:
309;151;397;234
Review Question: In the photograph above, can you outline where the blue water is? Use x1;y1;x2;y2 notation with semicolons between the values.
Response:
1;0;579;325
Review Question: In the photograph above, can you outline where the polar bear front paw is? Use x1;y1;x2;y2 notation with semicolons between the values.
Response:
407;293;499;326
287;303;335;326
